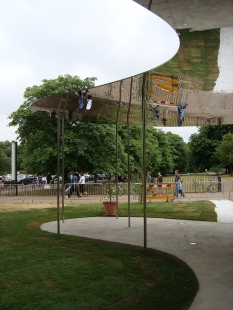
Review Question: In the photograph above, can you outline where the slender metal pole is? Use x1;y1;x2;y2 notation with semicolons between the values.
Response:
144;0;152;248
57;96;61;235
148;0;153;10
142;73;147;250
127;77;133;227
116;120;119;219
61;111;65;222
61;95;68;223
115;81;123;219
11;141;18;196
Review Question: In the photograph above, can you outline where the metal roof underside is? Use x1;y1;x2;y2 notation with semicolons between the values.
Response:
30;0;233;127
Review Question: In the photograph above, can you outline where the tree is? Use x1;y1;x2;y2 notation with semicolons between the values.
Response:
165;132;188;173
152;130;174;175
0;141;12;158
0;148;11;174
0;141;11;174
7;74;189;179
8;74;97;144
118;126;174;177
0;141;26;173
8;75;128;178
63;121;127;175
8;75;95;173
188;125;233;172
215;133;233;173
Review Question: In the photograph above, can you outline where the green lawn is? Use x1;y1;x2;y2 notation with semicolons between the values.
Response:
220;174;233;182
0;200;216;309
63;200;217;222
154;28;220;91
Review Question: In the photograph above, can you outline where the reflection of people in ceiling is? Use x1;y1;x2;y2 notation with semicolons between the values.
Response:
77;90;88;110
161;108;168;126
150;104;160;122
177;104;188;126
85;94;95;112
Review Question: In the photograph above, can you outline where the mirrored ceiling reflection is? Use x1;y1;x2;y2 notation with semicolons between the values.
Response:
30;25;233;127
30;70;233;127
84;72;233;127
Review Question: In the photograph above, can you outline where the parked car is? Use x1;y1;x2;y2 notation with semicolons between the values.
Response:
2;174;12;184
97;173;107;180
17;174;37;185
84;173;91;182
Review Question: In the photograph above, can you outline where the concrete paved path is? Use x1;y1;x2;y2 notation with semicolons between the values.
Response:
41;216;233;310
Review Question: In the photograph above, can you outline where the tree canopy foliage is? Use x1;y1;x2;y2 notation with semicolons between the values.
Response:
165;132;188;173
0;148;11;175
7;75;188;178
188;125;233;172
215;133;233;173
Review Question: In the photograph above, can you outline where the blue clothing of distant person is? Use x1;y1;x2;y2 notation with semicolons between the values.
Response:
177;104;188;126
174;170;181;197
68;172;80;198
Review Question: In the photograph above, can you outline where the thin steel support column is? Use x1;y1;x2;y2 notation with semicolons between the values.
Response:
127;77;133;227
11;141;18;196
142;73;147;250
148;0;153;10
61;95;68;223
61;112;65;222
115;81;123;219
116;120;119;219
144;0;152;248
57;96;61;235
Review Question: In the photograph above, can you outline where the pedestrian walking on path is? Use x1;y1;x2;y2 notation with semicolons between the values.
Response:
68;172;80;198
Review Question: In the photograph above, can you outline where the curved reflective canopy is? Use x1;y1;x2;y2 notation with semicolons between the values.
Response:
30;72;233;127
30;0;233;127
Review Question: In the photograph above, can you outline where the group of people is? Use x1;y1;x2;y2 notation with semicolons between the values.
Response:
147;171;163;183
76;89;95;112
33;172;51;185
149;103;188;127
147;170;184;197
174;169;184;197
67;172;87;198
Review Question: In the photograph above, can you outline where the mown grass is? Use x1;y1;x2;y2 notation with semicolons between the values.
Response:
0;200;215;309
153;28;220;91
61;200;217;222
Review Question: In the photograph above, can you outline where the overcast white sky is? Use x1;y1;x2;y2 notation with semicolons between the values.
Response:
0;0;198;143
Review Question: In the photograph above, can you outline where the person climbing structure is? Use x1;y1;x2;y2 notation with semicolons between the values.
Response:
161;108;168;126
177;104;188;126
150;104;160;122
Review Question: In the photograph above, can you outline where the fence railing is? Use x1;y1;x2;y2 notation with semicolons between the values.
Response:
1;180;233;201
0;183;103;201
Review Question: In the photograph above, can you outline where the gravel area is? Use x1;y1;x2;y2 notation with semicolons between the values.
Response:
211;199;233;223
